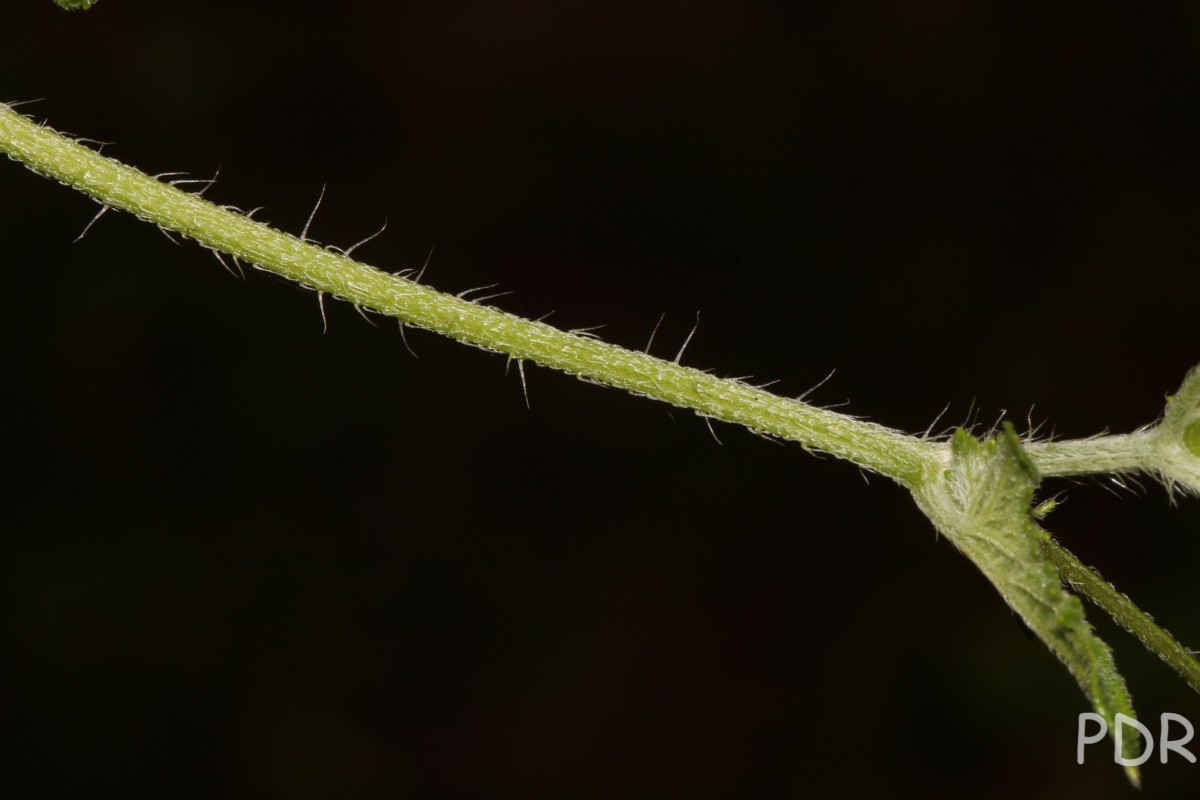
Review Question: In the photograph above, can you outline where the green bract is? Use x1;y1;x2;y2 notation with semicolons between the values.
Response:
913;424;1143;785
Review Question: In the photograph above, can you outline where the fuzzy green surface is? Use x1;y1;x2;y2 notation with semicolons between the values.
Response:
913;424;1143;786
1042;538;1200;696
0;102;937;485
5;98;1199;787
1157;367;1200;493
1187;420;1200;458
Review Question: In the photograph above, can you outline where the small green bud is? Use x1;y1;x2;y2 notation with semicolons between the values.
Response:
1155;366;1200;494
1185;419;1200;458
55;0;99;10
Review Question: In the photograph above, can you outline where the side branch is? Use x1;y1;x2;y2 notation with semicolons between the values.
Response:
1042;537;1200;694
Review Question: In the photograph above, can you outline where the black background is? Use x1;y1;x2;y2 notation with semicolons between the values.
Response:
3;2;1199;797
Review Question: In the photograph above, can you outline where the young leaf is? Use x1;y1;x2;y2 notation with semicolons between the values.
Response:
913;423;1143;785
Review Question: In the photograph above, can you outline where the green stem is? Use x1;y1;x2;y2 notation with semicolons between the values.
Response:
1042;536;1200;694
0;102;938;485
1025;434;1155;478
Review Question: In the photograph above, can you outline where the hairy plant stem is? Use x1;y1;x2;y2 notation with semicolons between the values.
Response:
1027;434;1156;478
6;101;1189;495
1042;537;1200;695
0;102;936;484
6;102;1200;785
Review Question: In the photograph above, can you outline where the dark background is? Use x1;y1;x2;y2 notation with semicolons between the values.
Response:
3;1;1199;797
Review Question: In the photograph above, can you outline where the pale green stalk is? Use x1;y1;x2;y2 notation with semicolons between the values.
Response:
1027;365;1200;497
0;102;935;485
1027;433;1155;477
1041;537;1200;695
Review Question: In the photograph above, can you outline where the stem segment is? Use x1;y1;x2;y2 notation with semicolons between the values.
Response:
0;103;937;484
1042;537;1200;694
1025;434;1156;478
